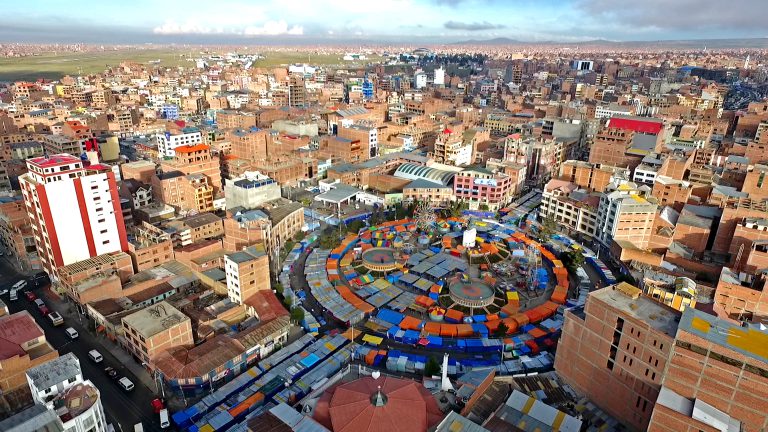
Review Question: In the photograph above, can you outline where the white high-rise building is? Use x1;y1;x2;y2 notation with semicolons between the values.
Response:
433;67;445;86
155;127;202;158
415;72;427;89
18;154;128;276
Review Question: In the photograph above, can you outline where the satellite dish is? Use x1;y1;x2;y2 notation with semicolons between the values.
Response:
372;371;381;380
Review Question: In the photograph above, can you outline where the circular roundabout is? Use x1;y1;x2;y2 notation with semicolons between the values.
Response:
447;275;496;308
361;247;399;272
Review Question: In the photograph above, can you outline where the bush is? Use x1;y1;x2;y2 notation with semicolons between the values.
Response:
290;307;305;324
319;233;342;249
347;220;365;233
493;321;509;337
424;356;441;376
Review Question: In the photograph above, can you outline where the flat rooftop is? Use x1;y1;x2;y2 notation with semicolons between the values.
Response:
121;301;190;338
0;404;63;432
679;308;768;365
262;201;303;225
27;352;81;391
591;283;681;337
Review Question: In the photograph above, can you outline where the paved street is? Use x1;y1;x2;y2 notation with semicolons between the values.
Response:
0;256;164;432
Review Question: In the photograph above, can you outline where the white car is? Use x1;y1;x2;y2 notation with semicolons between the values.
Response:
119;377;134;391
0;289;8;296
65;327;79;339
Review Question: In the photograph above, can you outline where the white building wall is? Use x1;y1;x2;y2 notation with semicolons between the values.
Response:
46;180;90;265
225;256;242;304
156;131;203;158
80;173;123;256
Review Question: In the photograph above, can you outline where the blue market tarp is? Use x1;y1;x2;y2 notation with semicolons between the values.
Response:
471;315;487;323
427;336;443;347
472;323;489;335
403;330;420;344
378;309;405;325
300;353;321;368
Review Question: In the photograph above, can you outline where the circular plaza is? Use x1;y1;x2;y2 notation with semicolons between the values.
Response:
447;275;496;308
361;247;399;272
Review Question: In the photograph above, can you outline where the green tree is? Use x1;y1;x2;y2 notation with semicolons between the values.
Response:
274;282;284;295
347;219;365;233
424;356;441;376
479;203;489;211
301;197;312;207
561;249;586;273
290;307;305;324
293;231;306;241
394;202;407;220
319;233;342;249
405;202;416;218
493;320;509;337
539;213;558;241
283;296;292;308
446;200;468;218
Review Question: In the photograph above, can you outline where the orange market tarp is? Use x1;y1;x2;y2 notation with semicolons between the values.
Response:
399;316;423;330
444;308;464;323
456;324;474;337
502;317;519;334
440;324;458;337
501;303;519;316
511;313;530;327
424;321;442;335
415;296;435;308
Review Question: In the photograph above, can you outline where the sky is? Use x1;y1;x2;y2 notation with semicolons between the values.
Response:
2;0;767;44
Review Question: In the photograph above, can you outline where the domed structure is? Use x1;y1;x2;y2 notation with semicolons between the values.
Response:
448;275;496;308
313;375;443;432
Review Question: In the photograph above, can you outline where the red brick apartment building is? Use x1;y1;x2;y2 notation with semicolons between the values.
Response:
555;283;679;431
649;309;768;432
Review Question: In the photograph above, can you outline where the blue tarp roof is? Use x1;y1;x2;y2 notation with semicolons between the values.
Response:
300;353;321;368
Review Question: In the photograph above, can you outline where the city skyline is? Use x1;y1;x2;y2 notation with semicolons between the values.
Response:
2;0;768;44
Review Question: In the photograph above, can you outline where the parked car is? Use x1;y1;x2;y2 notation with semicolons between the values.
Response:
88;350;103;363
39;305;50;316
159;409;170;429
0;289;8;296
104;367;119;380
25;291;36;301
34;298;44;308
119;377;135;391
9;290;17;301
151;398;165;414
65;327;79;339
48;312;64;326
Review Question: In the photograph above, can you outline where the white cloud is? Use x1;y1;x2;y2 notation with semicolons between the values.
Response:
153;20;213;35
153;18;303;36
243;20;304;36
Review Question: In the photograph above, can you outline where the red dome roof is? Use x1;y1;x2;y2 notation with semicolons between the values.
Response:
313;376;443;432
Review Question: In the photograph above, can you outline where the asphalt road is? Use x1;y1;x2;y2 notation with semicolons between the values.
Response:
0;256;164;432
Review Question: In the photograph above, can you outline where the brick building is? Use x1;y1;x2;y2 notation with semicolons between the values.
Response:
120;301;194;364
224;245;270;305
648;308;768;432
127;222;174;272
0;311;58;411
555;284;679;431
559;160;627;192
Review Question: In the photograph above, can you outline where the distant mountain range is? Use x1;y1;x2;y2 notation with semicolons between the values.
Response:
451;37;768;49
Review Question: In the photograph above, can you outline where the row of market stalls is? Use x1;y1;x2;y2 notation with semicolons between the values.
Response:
173;334;354;432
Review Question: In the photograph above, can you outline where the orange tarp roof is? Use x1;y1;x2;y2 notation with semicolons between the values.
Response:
399;316;422;330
